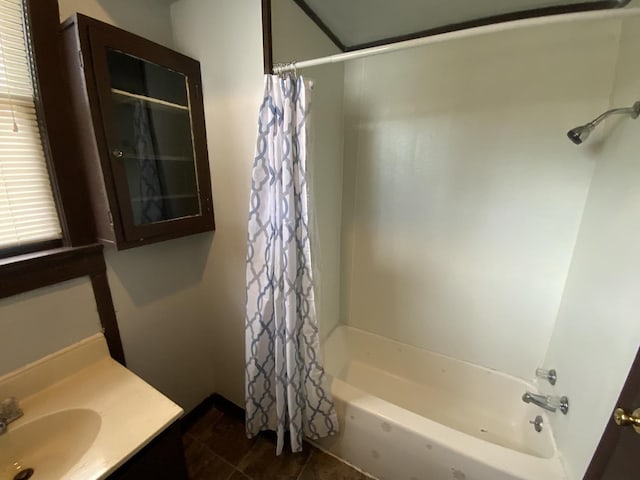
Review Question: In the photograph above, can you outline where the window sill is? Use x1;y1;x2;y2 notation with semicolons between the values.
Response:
0;244;105;299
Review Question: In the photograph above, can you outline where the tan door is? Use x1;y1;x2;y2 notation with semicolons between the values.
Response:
585;347;640;479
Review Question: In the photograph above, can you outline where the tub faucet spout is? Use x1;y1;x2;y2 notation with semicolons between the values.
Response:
522;392;570;414
522;391;556;413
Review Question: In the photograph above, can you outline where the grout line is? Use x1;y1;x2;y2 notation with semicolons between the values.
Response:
234;436;258;473
305;439;378;479
224;467;246;480
185;405;257;478
210;447;243;471
295;447;316;480
193;436;245;473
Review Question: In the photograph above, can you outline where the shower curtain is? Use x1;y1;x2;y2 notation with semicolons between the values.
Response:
244;74;338;454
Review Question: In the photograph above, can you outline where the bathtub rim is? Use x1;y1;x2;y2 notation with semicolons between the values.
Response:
324;324;550;391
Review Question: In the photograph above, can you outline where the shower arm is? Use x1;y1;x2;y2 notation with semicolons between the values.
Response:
586;102;640;128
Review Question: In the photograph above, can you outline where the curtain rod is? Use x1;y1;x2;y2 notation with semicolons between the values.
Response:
272;7;640;74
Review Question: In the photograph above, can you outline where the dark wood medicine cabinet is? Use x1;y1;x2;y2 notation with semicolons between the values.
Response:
60;14;215;250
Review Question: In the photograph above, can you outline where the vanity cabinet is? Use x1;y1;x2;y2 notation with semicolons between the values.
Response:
61;14;214;249
108;422;188;480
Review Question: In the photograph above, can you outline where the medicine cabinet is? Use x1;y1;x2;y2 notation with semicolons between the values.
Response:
61;14;214;249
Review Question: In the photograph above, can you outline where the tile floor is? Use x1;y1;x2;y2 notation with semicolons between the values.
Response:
182;396;368;480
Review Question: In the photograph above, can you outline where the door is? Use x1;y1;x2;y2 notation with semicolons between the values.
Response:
585;346;640;479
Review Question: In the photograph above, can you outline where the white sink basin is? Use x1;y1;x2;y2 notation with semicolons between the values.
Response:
0;334;183;479
0;409;101;480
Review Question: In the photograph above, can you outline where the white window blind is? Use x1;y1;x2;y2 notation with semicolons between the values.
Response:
0;0;61;250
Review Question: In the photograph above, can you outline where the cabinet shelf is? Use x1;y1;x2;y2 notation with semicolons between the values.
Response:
131;193;198;202
111;88;189;111
122;153;194;163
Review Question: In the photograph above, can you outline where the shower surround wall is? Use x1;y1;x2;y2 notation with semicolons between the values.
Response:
340;19;621;380
542;15;640;480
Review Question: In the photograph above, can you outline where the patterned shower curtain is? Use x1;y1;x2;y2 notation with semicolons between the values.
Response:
244;74;338;454
134;100;166;223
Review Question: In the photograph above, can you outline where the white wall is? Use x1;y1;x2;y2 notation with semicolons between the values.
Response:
59;0;174;47
102;238;218;411
542;15;640;480
55;0;218;411
271;0;345;339
340;19;622;380
170;0;265;406
0;278;101;376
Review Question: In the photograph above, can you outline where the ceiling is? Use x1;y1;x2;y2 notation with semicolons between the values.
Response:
297;0;629;50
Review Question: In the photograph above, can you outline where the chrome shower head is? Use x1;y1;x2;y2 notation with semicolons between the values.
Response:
567;124;594;145
567;101;640;145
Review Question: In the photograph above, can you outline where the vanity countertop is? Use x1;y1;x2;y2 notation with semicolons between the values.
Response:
0;334;183;480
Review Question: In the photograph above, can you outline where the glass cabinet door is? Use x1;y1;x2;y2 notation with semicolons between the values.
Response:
106;50;201;226
63;14;213;249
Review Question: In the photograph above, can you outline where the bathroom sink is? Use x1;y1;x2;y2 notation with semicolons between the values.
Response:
0;409;101;480
0;334;183;479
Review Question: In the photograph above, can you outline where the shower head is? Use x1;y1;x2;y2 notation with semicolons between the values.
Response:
567;101;640;145
567;124;594;145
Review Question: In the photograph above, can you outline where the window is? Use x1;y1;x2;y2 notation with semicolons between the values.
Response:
0;0;94;259
0;0;63;256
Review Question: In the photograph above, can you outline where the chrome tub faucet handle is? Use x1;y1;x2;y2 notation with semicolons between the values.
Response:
529;415;543;432
535;368;557;385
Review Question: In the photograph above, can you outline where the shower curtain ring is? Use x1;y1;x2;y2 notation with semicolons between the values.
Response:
273;63;286;78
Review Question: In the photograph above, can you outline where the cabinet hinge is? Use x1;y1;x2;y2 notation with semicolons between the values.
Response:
78;49;84;69
107;210;113;225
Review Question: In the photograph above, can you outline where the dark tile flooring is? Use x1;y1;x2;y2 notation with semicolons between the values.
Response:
182;396;369;480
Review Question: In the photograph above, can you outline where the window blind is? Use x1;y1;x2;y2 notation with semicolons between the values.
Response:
0;0;61;250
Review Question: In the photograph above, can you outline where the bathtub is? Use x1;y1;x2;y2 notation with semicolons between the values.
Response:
314;326;566;480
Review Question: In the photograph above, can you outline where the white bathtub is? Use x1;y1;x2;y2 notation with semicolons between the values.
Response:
314;326;566;480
